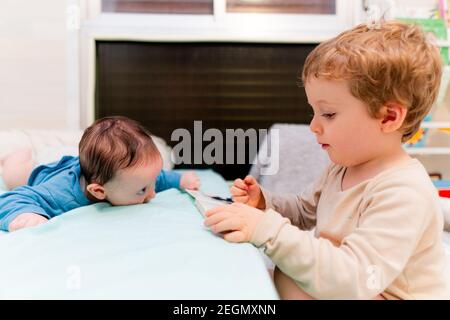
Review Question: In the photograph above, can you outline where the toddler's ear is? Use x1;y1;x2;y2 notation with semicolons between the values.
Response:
379;102;407;133
86;183;106;200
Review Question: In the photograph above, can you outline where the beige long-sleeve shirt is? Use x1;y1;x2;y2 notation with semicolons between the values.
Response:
251;159;449;299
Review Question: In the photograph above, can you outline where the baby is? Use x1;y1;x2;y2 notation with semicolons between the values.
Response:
0;116;200;232
205;21;449;299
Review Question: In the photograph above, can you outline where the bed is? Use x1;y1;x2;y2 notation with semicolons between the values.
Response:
0;170;278;299
1;128;449;299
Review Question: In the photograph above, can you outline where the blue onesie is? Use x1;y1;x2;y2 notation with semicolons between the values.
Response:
0;156;181;231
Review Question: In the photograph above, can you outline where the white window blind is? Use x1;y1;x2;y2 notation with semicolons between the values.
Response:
101;0;214;14
226;0;336;14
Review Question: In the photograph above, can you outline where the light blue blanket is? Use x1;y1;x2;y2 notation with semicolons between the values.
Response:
0;170;278;299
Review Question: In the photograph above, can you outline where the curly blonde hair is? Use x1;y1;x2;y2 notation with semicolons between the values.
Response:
302;20;442;142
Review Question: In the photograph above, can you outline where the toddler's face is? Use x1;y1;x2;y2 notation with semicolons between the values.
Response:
305;77;385;167
102;156;163;206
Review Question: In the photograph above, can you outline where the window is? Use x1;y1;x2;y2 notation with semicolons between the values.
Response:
226;0;335;14
96;41;315;179
101;0;214;14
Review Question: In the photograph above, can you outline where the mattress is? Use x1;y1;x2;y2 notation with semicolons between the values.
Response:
0;170;278;299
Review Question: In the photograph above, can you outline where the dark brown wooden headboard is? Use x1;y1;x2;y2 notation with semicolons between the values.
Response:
96;41;316;180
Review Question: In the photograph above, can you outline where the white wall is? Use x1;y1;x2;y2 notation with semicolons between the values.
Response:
0;0;69;129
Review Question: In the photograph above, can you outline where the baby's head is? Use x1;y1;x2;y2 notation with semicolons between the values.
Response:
79;116;163;205
301;21;442;166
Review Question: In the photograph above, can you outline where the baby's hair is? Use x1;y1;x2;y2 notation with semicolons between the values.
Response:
79;116;161;185
301;20;442;142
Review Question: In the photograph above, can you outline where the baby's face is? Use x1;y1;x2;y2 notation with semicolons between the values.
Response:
102;156;163;206
305;77;386;167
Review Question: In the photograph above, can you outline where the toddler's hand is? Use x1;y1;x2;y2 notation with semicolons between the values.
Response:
230;175;265;209
8;213;48;232
204;202;264;243
180;171;201;190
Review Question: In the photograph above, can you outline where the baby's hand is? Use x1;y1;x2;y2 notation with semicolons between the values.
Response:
180;171;201;190
230;175;265;209
204;202;264;243
8;213;48;232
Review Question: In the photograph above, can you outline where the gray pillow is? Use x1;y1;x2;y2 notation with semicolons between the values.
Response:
249;123;329;194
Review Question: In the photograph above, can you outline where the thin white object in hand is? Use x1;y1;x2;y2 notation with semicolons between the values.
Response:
185;189;231;217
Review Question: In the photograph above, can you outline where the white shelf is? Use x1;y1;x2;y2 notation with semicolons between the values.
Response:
412;39;450;157
435;41;450;73
405;147;450;155
420;122;450;129
437;40;450;48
